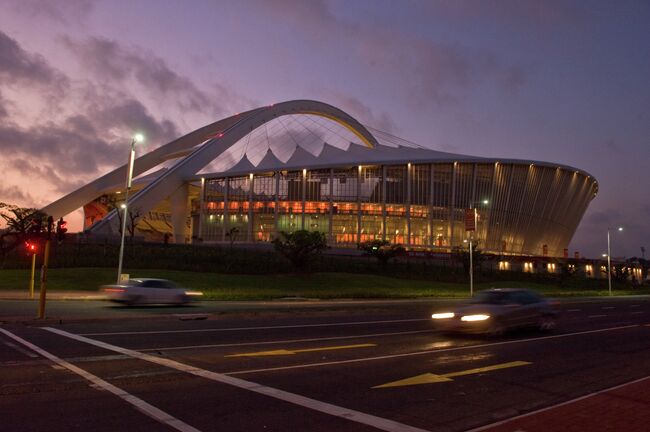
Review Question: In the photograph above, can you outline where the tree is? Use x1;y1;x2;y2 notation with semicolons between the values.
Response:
0;202;48;265
272;230;327;272
358;239;405;270
454;240;485;273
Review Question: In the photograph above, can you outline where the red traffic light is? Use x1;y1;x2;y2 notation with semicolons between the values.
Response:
25;241;37;254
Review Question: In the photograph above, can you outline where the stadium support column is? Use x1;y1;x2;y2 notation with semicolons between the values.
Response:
248;174;254;242
449;162;457;250
428;164;434;247
328;169;333;244
406;163;412;247
357;166;362;244
198;177;205;242
170;183;190;244
382;165;387;242
274;172;279;238
224;178;229;242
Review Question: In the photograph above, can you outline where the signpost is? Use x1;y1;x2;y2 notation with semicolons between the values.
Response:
465;208;477;297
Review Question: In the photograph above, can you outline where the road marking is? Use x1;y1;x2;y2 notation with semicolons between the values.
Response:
0;328;200;432
630;304;641;308
225;343;376;357
631;311;645;315
80;318;429;336
373;361;531;389
224;324;640;375
567;309;581;312
43;327;431;432
465;373;650;432
601;307;615;310
588;314;608;318
140;329;434;352
2;340;39;358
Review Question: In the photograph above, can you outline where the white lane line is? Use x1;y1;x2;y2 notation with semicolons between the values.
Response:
567;309;581;312
601;307;615;310
44;327;430;432
631;311;645;315
465;373;650;432
0;328;200;432
630;305;641;308
588;315;608;318
139;329;436;352
223;325;641;375
80;318;430;336
2;340;39;358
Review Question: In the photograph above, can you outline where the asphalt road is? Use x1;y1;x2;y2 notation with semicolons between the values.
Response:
2;297;650;431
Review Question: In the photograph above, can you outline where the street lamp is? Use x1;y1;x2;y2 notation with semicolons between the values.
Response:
467;199;490;297
116;133;144;284
606;226;623;296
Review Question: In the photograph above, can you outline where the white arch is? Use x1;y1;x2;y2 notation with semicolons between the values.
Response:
44;100;379;237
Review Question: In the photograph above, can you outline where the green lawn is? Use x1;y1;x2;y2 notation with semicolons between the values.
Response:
1;268;647;300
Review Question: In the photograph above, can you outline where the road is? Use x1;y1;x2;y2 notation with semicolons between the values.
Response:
2;297;650;431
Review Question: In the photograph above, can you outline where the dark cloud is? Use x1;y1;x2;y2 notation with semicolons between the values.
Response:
0;184;35;204
61;36;251;117
0;91;9;119
0;30;69;93
327;94;398;134
252;0;526;108
0;0;97;25
0;95;179;177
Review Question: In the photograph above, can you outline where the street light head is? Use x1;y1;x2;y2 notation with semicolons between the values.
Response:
120;203;127;209
133;133;145;143
617;227;623;232
602;253;607;257
482;199;489;205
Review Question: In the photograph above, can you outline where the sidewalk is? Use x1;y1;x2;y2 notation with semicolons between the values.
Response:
471;375;650;432
0;290;106;300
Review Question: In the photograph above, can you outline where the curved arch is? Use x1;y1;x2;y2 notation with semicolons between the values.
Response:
82;100;378;235
41;100;378;224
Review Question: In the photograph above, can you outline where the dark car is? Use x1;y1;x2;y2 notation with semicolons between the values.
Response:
432;288;559;336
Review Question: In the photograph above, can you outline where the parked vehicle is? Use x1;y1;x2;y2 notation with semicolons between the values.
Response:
102;278;202;306
431;288;559;336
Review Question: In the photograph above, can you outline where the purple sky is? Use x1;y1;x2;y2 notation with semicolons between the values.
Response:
0;0;648;259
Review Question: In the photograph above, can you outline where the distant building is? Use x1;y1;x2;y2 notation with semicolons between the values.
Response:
42;100;597;257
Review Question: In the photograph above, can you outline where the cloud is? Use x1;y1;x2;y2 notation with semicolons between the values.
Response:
0;30;69;94
326;93;398;134
251;0;526;108
0;0;97;25
61;36;253;118
0;183;35;204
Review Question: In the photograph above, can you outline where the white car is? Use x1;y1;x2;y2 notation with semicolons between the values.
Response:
102;278;202;306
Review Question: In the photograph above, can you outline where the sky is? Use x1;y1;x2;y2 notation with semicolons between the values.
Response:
0;0;648;259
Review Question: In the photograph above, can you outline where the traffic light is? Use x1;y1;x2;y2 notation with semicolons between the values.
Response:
46;216;54;239
56;217;67;243
24;241;37;256
30;218;42;235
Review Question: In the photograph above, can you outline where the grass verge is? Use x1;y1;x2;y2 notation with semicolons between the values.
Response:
1;268;648;300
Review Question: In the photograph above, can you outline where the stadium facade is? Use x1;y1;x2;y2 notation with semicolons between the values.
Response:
42;100;598;258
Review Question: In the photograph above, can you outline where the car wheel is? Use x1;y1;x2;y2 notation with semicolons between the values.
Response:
488;321;506;337
126;295;142;306
175;294;189;305
538;315;557;331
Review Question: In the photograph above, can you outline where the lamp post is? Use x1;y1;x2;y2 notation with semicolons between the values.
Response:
467;199;489;297
116;133;144;284
606;226;623;296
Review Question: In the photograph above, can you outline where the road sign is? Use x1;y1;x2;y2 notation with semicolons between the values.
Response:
464;208;476;231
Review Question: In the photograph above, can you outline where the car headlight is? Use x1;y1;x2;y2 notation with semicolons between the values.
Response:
184;291;203;296
432;312;455;319
460;314;490;322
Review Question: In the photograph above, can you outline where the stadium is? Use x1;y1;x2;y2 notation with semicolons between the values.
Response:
42;100;598;258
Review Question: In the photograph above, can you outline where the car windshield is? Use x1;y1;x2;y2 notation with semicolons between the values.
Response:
471;291;516;305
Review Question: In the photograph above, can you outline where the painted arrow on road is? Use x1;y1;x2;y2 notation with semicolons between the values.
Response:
226;343;376;357
373;361;532;389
